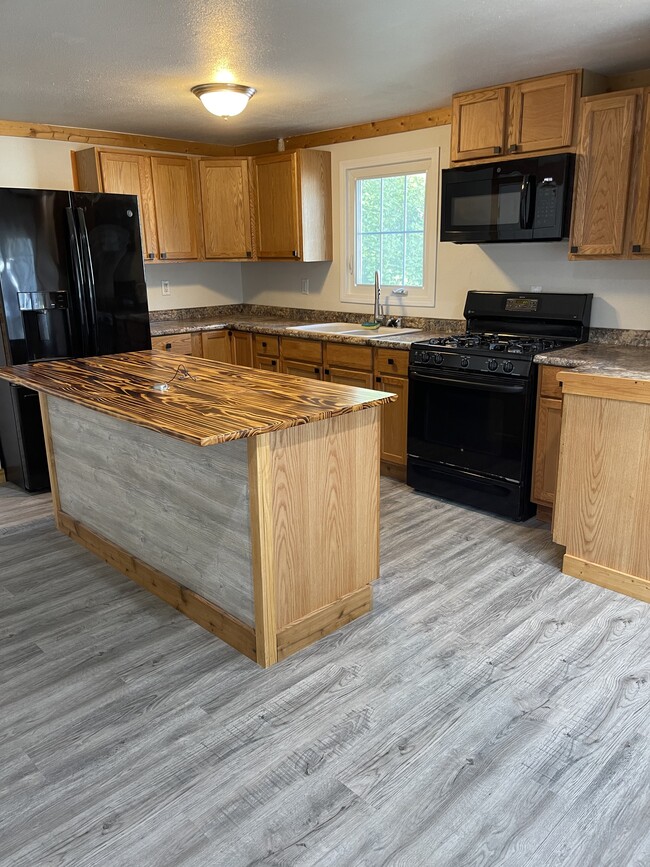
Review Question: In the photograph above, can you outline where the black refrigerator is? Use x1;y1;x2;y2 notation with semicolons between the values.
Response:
0;188;151;491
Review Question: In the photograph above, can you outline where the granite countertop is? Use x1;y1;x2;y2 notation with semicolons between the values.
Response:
534;342;650;381
149;315;440;350
0;352;396;447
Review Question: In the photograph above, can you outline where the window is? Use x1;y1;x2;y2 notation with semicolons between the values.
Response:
340;149;440;307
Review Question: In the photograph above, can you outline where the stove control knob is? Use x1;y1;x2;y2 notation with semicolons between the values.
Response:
487;359;498;371
433;353;443;365
460;356;469;367
420;351;430;363
503;361;514;373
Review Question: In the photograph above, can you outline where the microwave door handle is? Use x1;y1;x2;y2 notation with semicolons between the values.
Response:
519;175;536;230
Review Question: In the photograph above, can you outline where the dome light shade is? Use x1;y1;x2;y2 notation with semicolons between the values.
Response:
191;83;256;118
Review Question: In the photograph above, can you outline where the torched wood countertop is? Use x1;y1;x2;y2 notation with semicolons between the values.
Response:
0;351;397;447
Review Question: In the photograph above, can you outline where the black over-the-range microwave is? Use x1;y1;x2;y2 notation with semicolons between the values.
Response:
440;153;574;243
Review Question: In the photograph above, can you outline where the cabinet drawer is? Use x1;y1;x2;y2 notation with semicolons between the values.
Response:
325;342;373;371
254;334;280;356
151;333;193;355
374;348;409;377
539;364;565;399
281;337;323;363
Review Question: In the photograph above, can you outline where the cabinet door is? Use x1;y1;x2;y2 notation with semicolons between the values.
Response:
254;153;301;258
375;374;408;466
532;397;563;506
570;92;639;257
451;88;508;161
325;367;374;389
151;156;199;260
99;152;158;261
508;73;578;154
280;360;322;380
255;356;279;373
201;330;231;362
231;331;253;367
199;159;253;259
632;91;650;257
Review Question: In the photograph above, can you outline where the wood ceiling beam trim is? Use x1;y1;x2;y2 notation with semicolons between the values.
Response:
234;105;453;155
0;119;236;157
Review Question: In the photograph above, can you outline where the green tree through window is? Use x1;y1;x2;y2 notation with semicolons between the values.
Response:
356;172;426;288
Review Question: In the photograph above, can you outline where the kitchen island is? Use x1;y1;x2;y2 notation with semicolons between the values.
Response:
0;351;395;666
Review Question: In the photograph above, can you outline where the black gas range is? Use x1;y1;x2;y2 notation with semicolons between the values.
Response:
407;291;592;520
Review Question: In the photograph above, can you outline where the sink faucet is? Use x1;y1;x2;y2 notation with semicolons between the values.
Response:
373;271;383;324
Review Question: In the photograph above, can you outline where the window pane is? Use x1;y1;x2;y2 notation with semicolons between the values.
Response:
406;174;426;231
381;233;404;286
358;178;380;233
405;232;424;287
381;175;405;232
359;233;380;285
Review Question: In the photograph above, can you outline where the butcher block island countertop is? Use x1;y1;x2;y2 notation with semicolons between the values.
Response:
0;351;396;667
0;350;395;445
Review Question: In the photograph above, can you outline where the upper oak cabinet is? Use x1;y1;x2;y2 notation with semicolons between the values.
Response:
253;150;332;261
199;158;254;260
150;156;200;260
569;88;650;260
451;70;601;163
73;147;200;262
74;149;159;261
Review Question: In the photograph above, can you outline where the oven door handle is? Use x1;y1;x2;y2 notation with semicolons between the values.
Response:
409;369;527;394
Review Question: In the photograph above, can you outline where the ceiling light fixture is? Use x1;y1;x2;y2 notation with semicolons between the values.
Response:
191;83;256;118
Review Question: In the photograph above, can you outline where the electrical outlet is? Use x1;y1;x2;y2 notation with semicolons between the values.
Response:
530;285;543;293
301;278;310;295
161;281;170;297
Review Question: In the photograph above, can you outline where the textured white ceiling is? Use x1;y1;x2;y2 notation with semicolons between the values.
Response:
2;0;649;145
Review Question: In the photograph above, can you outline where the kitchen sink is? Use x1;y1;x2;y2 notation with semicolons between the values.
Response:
288;322;421;338
288;322;361;333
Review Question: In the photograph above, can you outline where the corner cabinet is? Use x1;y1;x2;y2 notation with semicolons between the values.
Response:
253;150;333;261
569;88;650;259
199;158;254;260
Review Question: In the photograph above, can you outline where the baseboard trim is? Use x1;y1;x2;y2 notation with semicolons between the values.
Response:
562;554;650;604
380;461;407;482
57;511;258;661
276;585;373;661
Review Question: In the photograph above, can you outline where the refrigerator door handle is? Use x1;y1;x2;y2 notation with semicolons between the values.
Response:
76;207;99;355
65;207;91;356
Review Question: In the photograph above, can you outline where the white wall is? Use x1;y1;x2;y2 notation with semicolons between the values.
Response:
241;127;650;330
0;137;244;312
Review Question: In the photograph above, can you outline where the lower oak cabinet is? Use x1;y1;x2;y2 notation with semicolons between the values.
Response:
201;329;253;364
151;333;202;356
531;364;567;520
374;348;409;478
279;337;323;379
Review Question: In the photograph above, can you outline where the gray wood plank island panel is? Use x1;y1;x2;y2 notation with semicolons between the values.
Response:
48;395;255;626
2;479;650;866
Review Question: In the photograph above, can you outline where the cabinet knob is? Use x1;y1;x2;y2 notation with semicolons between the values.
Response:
165;343;172;350
570;245;579;254
493;146;501;155
292;250;299;258
271;359;276;366
387;358;394;365
246;251;252;258
509;143;518;153
324;368;330;375
632;244;642;253
262;341;267;347
148;252;155;260
376;376;382;383
314;367;319;374
160;251;168;259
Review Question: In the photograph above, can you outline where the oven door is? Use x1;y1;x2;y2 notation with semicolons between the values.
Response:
407;367;535;483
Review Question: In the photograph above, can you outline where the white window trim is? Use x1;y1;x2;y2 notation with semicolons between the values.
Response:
339;148;440;308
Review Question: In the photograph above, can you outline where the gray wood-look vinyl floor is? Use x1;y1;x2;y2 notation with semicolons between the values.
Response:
1;478;649;867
